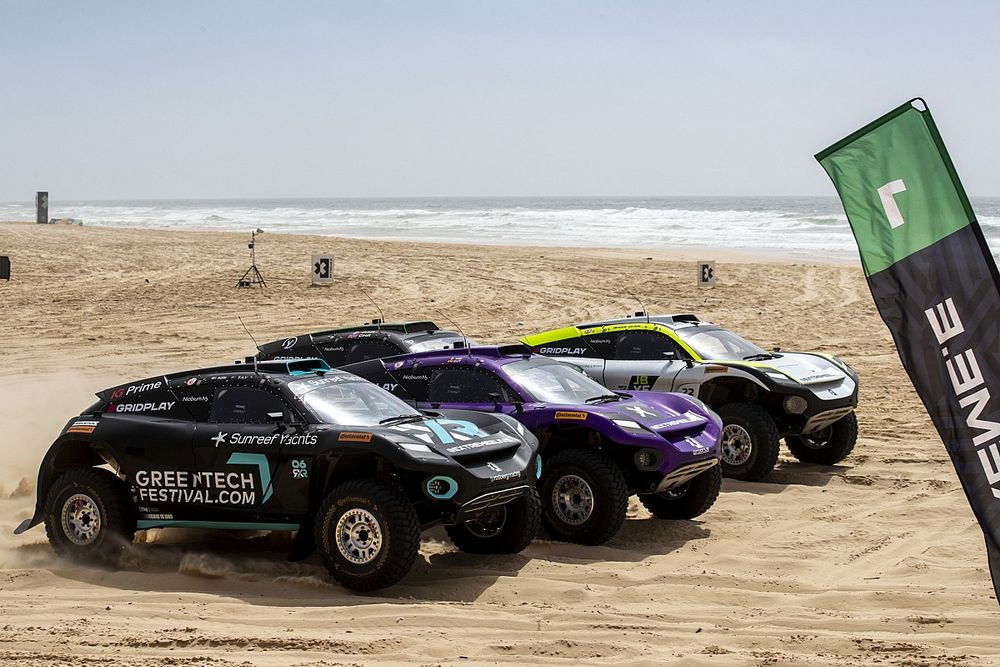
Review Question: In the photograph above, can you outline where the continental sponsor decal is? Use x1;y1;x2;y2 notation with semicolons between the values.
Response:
555;411;588;421
67;420;99;434
339;431;374;443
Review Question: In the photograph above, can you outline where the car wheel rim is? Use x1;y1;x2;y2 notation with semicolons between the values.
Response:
800;427;832;450
551;474;595;526
722;424;753;466
61;493;102;546
465;506;507;538
335;508;383;565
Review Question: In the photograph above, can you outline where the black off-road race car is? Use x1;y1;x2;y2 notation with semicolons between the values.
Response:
256;320;471;367
14;359;541;591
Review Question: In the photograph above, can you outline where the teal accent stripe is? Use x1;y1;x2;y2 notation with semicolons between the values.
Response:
137;520;299;531
226;452;274;503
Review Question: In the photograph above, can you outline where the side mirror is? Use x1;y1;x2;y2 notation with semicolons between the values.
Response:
488;392;502;412
661;351;677;360
684;359;695;369
266;411;285;423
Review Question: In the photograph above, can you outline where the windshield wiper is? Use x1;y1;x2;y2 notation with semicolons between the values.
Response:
585;394;622;404
742;353;777;361
378;415;425;425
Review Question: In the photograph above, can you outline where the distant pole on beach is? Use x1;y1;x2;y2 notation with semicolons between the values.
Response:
35;191;48;224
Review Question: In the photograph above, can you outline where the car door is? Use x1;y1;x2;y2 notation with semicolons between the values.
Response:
103;383;198;520
603;330;689;391
533;332;608;384
189;383;298;515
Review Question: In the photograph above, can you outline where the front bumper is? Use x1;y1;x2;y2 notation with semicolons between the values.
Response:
655;458;719;493
801;406;855;434
453;485;531;523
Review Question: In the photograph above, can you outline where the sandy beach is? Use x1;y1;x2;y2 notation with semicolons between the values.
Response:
0;220;997;666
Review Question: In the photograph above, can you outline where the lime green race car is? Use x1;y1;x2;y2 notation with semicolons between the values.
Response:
521;313;859;481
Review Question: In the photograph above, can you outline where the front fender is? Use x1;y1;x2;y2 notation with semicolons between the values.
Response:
13;430;112;535
677;364;772;397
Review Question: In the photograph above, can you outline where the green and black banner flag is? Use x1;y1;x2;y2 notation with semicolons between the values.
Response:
817;98;1000;601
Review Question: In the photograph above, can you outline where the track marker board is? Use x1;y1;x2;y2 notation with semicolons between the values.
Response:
311;254;334;285
697;260;715;287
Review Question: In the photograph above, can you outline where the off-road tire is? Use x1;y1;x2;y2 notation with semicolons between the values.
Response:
43;467;136;566
786;411;859;465
314;479;421;592
639;465;722;520
540;448;628;545
717;402;780;481
446;488;541;554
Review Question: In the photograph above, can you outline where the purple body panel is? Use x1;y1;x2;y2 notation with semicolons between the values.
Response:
362;347;722;483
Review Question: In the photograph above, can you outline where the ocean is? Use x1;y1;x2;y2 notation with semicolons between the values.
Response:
4;196;999;262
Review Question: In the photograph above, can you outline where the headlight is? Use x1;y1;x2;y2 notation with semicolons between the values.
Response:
634;448;662;470
425;476;458;500
783;395;808;414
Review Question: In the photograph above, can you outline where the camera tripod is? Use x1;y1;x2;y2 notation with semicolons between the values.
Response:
237;230;267;288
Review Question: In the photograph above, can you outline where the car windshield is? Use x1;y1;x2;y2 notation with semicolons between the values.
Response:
504;359;609;404
674;327;769;361
300;381;421;427
408;335;477;352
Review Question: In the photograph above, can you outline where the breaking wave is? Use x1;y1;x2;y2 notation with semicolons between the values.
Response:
3;196;999;261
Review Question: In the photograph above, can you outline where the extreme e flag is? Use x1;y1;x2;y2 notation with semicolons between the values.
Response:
817;98;1000;601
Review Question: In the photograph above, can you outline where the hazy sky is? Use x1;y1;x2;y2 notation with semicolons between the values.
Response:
2;1;999;200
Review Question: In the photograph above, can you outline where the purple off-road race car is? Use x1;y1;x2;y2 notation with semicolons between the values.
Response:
343;345;722;545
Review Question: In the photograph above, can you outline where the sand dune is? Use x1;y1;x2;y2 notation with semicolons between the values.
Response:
0;221;996;665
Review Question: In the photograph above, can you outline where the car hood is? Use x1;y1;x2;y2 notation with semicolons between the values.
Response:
378;414;528;460
547;393;715;434
716;352;849;386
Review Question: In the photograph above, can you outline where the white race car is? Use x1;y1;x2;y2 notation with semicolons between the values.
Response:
522;313;859;481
